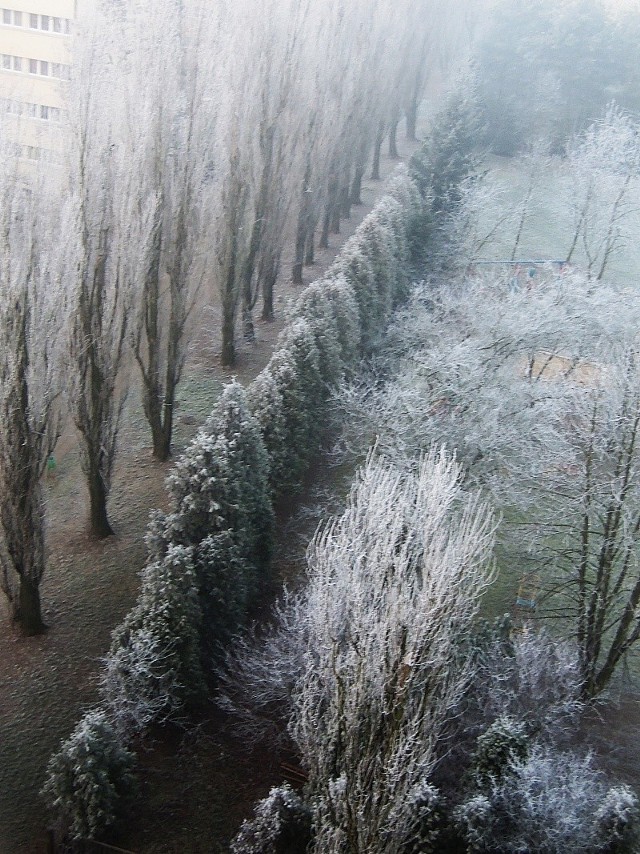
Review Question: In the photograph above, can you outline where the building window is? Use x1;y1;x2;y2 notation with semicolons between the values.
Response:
29;58;37;74
27;102;37;118
40;104;49;120
2;54;10;70
40;14;49;31
29;12;37;28
13;10;21;26
53;16;62;33
39;60;48;76
12;55;20;71
2;9;11;25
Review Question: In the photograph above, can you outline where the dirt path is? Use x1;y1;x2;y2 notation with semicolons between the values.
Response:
0;146;416;854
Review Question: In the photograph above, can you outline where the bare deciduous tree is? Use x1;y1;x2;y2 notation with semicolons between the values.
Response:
66;7;133;537
0;163;67;634
292;449;496;852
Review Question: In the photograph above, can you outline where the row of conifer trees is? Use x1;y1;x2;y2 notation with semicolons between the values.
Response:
41;167;426;841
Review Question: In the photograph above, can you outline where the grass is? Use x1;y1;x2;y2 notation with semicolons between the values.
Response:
476;155;640;287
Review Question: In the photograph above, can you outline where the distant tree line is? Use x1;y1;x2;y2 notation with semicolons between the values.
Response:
475;0;640;155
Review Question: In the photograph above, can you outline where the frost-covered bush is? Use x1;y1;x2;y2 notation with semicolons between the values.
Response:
42;710;136;840
230;783;312;854
202;381;274;576
290;282;344;386
351;215;395;338
196;530;252;649
394;782;450;854
106;544;205;721
329;237;377;351
148;382;274;644
386;167;425;264
247;365;290;494
456;746;639;853
467;628;584;743
249;335;321;496
101;625;184;737
218;589;307;745
277;318;324;427
366;196;410;305
322;274;362;372
471;717;529;787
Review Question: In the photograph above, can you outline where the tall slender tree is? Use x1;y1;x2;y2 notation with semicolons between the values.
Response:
0;160;67;634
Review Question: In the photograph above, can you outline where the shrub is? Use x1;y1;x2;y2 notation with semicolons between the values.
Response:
290;282;344;386
247;365;290;495
195;530;252;651
202;381;274;577
395;782;450;854
329;238;377;352
106;544;205;720
230;783;313;854
322;274;362;372
249;337;321;496
465;625;584;744
471;717;529;787
456;746;639;853
41;710;136;840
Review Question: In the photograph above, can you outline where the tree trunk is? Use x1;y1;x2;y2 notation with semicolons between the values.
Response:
319;206;331;249
242;303;255;341
388;118;400;158
305;227;315;265
340;167;351;219
88;468;114;539
406;102;418;141
15;574;46;636
350;166;364;206
221;302;236;366
292;159;312;285
371;123;384;180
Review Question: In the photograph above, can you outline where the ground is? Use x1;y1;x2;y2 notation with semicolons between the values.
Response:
0;146;412;853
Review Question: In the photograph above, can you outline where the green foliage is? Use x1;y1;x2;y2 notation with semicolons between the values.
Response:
471;717;529;787
322;274;362;373
108;544;205;715
41;710;136;841
195;530;252;651
202;381;274;576
329;237;377;351
249;323;323;497
409;74;482;216
290;282;345;386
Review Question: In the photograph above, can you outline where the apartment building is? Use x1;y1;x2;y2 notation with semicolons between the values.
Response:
0;1;76;162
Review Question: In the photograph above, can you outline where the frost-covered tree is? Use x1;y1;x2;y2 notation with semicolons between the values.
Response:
292;449;495;853
104;544;205;730
0;162;67;634
337;273;640;696
562;105;640;280
65;5;134;538
121;0;221;460
42;710;136;841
